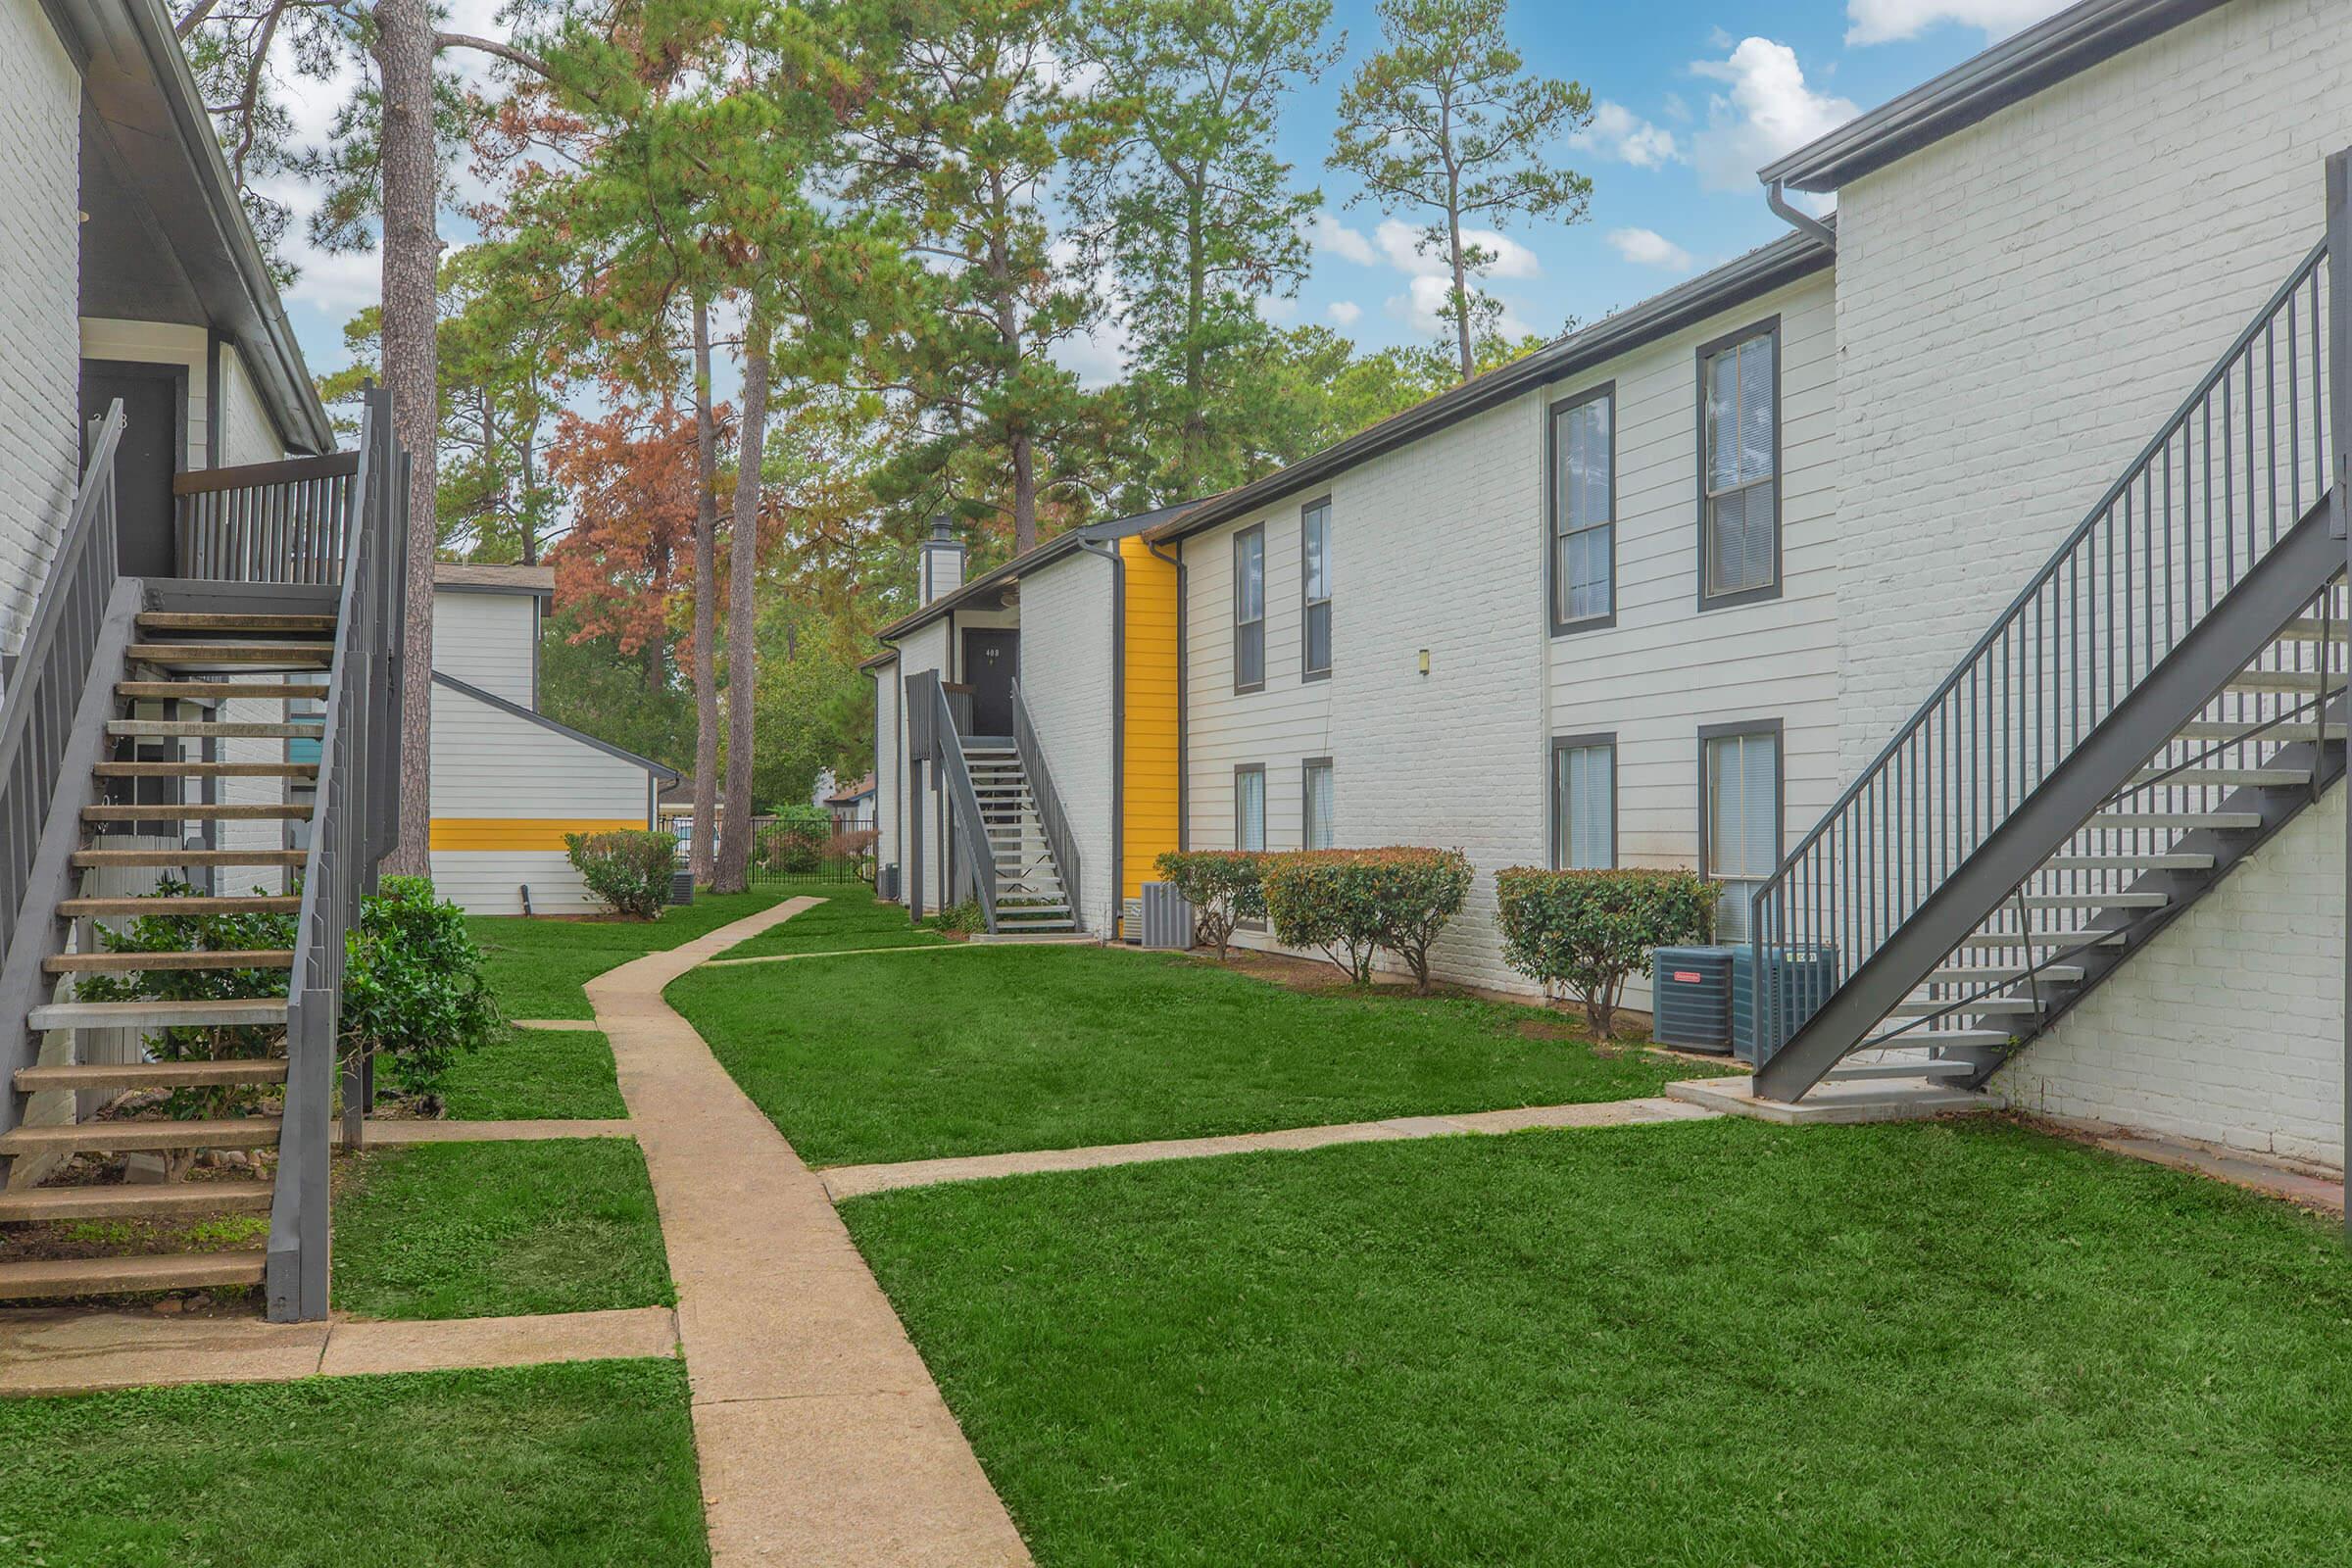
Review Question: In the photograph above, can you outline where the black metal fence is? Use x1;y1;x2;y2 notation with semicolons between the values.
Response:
748;812;877;886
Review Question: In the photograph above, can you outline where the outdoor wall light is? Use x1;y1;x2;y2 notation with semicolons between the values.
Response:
1417;648;1431;676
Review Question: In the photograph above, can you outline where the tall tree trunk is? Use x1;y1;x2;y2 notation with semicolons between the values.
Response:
518;416;540;565
1010;428;1037;556
376;0;440;875
689;299;720;887
1446;200;1473;382
712;315;771;894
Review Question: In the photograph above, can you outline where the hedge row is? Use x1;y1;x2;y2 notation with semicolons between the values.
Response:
1494;867;1715;1036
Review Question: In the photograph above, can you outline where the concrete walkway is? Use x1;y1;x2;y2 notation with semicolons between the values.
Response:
586;897;1031;1567
0;1304;678;1396
819;1096;1719;1200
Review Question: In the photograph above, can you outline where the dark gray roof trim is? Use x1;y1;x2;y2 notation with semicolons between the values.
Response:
62;0;336;453
874;502;1194;643
1761;0;2230;194
1150;228;1833;545
432;671;682;784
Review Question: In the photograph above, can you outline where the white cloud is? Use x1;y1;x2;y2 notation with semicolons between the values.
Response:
1607;227;1695;272
1327;300;1363;327
1372;219;1540;281
1844;0;2066;45
1305;213;1378;267
1689;38;1858;193
1574;102;1684;170
1257;296;1299;324
1386;275;1535;342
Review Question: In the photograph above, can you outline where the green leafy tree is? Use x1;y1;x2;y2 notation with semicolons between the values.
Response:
1071;0;1340;502
341;876;504;1102
1329;0;1592;381
846;0;1100;555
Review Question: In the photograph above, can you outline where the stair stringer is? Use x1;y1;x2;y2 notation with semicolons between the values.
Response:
1753;496;2340;1102
0;579;144;1148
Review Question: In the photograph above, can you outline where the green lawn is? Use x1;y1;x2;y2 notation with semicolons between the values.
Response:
0;1360;707;1566
435;1025;626;1120
468;889;785;1019
669;944;1708;1167
712;878;946;960
332;1139;672;1319
843;1117;2352;1566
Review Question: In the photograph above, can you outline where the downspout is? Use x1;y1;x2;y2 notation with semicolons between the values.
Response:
1147;536;1188;851
1766;178;1837;252
1078;539;1125;940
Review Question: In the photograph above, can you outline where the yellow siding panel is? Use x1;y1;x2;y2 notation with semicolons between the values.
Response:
429;817;646;852
1121;536;1182;912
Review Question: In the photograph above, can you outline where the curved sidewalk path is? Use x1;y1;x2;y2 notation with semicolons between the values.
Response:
586;896;1030;1568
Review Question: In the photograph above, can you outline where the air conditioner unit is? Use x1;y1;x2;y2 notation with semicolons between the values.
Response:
668;870;694;906
1121;897;1144;944
1732;944;1839;1065
1139;882;1194;950
876;863;902;902
1650;946;1740;1053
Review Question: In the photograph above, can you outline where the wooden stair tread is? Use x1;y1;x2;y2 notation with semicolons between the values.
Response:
125;644;333;666
83;804;312;822
0;1250;267;1300
71;849;307;868
137;612;336;633
14;1058;288;1091
0;1182;273;1223
27;997;289;1031
44;951;295;975
94;761;318;779
61;896;302;917
0;1118;281;1155
105;720;322;739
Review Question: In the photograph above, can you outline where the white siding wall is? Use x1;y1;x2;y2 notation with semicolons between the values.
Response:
428;681;657;913
215;344;287;466
0;0;82;657
870;660;903;895
78;320;209;469
2000;783;2345;1169
433;589;539;705
1833;0;2352;1162
893;619;950;908
1017;551;1117;935
1180;271;1838;999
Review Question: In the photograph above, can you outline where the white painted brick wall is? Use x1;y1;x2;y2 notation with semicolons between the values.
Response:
0;0;82;657
1018;550;1118;935
2000;783;2345;1168
1835;0;2352;1165
1180;268;1842;997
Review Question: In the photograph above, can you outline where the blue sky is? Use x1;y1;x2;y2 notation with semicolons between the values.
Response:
270;0;2073;386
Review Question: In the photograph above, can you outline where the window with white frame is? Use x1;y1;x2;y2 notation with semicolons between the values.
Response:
1302;759;1335;850
1301;500;1332;679
1549;388;1613;627
1550;737;1614;869
1234;525;1265;692
1702;724;1780;941
1235;763;1266;852
1699;323;1778;604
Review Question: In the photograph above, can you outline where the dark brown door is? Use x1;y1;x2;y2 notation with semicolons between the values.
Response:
80;361;183;578
961;628;1019;738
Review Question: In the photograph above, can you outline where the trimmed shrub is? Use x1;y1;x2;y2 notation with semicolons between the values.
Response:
1152;850;1266;959
1262;848;1473;992
1494;867;1716;1038
341;875;504;1102
929;898;984;936
566;829;679;919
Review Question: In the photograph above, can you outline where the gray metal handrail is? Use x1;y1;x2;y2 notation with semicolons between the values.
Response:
926;678;1000;930
0;405;124;971
1750;234;2334;1067
266;387;403;1321
1009;679;1080;927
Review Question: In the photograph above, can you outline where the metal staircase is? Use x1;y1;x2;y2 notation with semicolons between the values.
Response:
0;390;403;1318
1749;221;2346;1104
906;669;1082;936
962;742;1077;934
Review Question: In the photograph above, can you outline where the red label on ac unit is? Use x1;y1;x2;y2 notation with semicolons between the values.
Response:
1671;971;1701;984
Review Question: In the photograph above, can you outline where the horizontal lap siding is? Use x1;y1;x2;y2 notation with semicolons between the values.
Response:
431;591;537;706
1121;536;1181;911
428;680;656;913
1836;0;2352;1162
0;0;80;656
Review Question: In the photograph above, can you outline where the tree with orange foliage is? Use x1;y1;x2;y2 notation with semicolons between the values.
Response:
545;403;714;695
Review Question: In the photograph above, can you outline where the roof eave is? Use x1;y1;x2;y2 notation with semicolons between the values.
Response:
1760;0;2229;194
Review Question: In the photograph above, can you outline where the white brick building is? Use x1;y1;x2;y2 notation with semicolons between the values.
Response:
864;0;2352;1171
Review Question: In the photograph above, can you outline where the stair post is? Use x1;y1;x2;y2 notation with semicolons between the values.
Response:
2329;146;2349;1239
